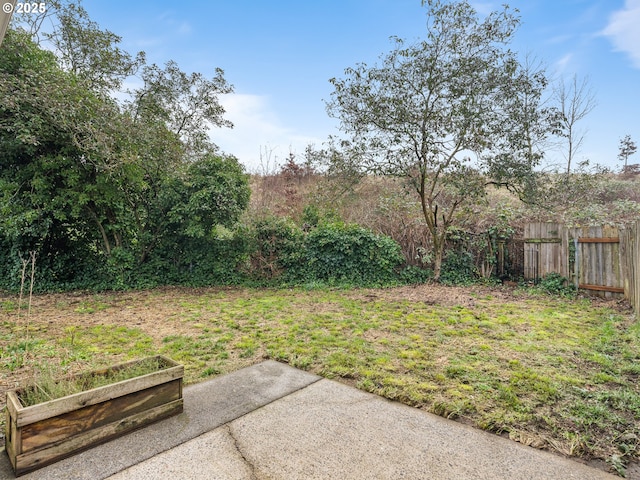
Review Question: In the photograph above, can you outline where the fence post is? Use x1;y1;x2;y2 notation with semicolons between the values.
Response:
574;236;579;290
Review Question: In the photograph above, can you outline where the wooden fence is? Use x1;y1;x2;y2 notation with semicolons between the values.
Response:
523;222;568;281
621;221;640;317
524;222;640;318
572;225;624;296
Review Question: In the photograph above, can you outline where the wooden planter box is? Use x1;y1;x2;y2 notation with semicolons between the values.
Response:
5;355;183;476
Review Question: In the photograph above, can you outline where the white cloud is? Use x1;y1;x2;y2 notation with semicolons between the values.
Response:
470;2;496;16
554;53;573;73
212;94;323;173
176;21;192;36
602;0;640;68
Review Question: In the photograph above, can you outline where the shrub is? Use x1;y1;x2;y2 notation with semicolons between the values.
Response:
535;273;576;297
246;216;305;280
299;223;403;285
439;250;477;286
398;265;433;284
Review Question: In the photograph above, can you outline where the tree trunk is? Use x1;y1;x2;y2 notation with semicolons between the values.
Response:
433;240;444;282
87;207;111;255
419;183;443;282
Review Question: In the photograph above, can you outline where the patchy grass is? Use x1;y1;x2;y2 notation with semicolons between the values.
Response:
0;285;638;476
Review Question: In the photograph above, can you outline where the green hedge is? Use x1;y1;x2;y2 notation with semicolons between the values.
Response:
297;223;403;285
0;218;421;292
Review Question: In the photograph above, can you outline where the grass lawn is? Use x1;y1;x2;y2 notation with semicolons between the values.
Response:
1;284;639;476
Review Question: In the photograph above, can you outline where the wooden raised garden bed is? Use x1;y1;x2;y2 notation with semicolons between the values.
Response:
4;355;183;476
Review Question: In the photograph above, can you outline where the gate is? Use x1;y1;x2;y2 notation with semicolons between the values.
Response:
571;225;624;296
523;222;568;282
524;223;624;298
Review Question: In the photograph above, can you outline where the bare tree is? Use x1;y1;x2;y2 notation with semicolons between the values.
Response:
553;75;597;173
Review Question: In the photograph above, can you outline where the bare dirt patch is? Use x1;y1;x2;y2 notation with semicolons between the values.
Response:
353;283;518;307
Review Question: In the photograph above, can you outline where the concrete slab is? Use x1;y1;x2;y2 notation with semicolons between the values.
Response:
222;378;619;480
108;427;256;480
0;361;320;480
107;374;618;480
106;427;254;480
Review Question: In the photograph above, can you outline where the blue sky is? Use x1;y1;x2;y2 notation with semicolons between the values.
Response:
78;0;640;172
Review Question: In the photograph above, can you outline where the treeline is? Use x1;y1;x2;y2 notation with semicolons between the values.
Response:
2;1;639;292
249;157;640;287
0;5;416;292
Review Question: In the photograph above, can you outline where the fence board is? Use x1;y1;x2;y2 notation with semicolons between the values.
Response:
621;221;640;319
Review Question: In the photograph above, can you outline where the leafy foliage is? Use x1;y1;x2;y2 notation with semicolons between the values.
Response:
299;223;404;285
532;273;576;297
131;60;233;159
439;250;477;286
246;216;305;281
244;218;404;287
326;0;556;281
0;21;248;292
14;0;145;92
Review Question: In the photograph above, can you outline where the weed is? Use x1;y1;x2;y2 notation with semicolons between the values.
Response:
201;366;221;377
532;273;577;297
18;357;166;407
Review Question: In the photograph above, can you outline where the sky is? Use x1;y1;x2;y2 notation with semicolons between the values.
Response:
68;1;640;172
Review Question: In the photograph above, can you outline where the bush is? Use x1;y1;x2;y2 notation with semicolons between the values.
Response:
439;250;477;286
298;223;403;285
246;216;305;280
398;265;433;284
0;215;414;291
534;273;576;297
141;227;251;287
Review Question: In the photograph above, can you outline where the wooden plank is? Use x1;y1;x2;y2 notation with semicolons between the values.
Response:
632;224;635;295
573;236;579;289
523;241;536;280
578;237;620;243
591;227;599;291
13;399;183;476
606;226;622;298
634;221;640;318
561;226;569;279
6;391;21;421
579;284;625;293
621;226;630;298
5;409;20;471
630;223;636;310
636;221;640;317
20;379;182;451
623;228;629;298
595;227;603;295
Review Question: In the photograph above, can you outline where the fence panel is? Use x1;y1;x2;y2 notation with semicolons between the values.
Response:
622;221;640;317
524;222;640;316
523;222;567;280
571;225;624;298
